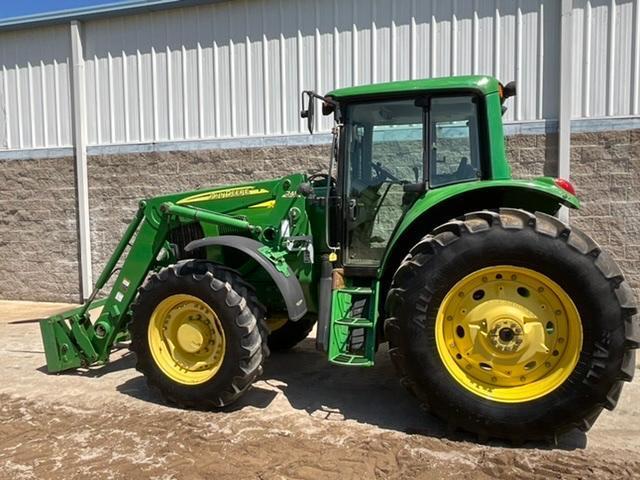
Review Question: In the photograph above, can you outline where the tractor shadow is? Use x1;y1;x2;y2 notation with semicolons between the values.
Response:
113;336;586;450
239;338;587;451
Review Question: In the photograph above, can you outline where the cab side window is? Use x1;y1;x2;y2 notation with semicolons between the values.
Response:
430;96;481;187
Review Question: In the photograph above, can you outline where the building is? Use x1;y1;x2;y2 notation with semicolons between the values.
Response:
0;0;638;302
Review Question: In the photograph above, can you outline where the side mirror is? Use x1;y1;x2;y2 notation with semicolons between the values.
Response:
301;91;338;134
502;81;516;100
300;91;315;134
499;81;516;115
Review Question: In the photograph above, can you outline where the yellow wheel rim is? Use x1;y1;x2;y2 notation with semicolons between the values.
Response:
266;314;288;333
435;265;582;403
148;294;226;385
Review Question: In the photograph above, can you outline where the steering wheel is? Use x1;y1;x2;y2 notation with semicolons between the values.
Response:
308;172;337;188
372;162;401;183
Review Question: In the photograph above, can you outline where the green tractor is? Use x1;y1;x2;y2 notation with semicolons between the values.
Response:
41;75;638;442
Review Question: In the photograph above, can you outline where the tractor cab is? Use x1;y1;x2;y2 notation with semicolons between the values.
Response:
302;76;514;271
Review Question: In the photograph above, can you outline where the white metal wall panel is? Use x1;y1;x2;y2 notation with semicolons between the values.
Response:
0;25;72;150
572;0;638;118
1;0;638;152
78;0;566;144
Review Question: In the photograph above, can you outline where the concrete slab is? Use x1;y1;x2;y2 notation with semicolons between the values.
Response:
0;299;77;323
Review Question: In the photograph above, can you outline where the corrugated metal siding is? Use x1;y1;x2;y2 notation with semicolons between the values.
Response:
572;0;639;117
0;0;638;150
79;0;562;144
0;25;72;149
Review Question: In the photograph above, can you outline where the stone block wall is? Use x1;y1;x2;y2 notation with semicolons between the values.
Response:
0;129;638;302
0;157;81;302
507;129;640;300
570;130;640;298
505;133;559;179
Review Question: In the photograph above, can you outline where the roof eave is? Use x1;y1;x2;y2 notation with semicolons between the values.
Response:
328;75;500;101
0;0;223;32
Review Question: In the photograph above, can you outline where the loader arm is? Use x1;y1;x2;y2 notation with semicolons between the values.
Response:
39;199;259;372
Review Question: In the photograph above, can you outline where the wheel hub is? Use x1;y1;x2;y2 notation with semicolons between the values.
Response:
489;319;523;353
176;321;207;353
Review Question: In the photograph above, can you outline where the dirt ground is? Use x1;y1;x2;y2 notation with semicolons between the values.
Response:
1;300;639;479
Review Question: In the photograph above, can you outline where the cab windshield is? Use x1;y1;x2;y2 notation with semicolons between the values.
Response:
343;95;481;265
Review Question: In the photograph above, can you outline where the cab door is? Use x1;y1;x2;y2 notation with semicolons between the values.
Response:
341;99;425;267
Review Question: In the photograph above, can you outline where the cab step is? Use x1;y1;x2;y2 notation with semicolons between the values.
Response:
330;353;374;367
336;287;373;295
328;284;379;367
334;317;373;327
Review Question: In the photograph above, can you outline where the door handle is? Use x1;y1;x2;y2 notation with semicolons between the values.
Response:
348;198;358;221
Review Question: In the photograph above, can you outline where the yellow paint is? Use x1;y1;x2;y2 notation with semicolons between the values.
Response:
266;314;288;332
177;187;269;205
435;265;582;403
148;294;226;385
249;199;276;209
176;322;206;353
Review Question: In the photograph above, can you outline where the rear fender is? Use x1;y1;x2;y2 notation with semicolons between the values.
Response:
185;235;307;321
382;179;579;276
377;180;580;334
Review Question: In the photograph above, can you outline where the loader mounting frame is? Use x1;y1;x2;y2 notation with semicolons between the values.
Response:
40;199;260;372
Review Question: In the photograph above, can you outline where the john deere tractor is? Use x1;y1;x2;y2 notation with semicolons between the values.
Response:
41;75;638;442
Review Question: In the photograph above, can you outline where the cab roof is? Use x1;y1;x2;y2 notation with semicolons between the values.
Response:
327;75;500;101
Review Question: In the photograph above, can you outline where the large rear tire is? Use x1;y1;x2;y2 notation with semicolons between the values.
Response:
385;209;639;442
130;260;267;408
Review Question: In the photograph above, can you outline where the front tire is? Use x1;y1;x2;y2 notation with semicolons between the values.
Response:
130;260;266;408
267;314;317;351
385;209;639;442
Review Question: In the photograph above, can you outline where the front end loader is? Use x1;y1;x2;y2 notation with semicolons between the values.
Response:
41;75;638;442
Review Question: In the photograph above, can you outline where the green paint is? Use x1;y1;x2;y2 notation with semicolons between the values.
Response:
40;175;312;369
39;317;81;372
328;75;500;100
328;283;379;366
258;246;291;277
